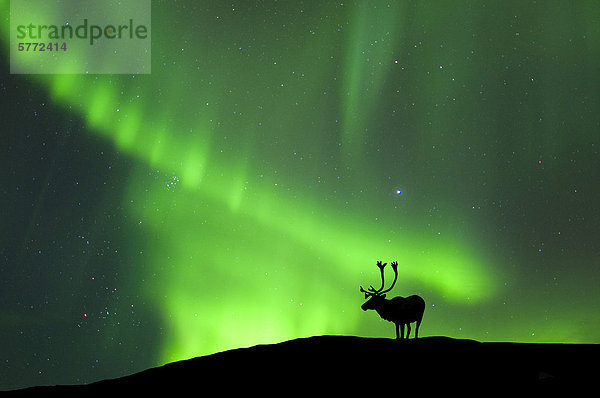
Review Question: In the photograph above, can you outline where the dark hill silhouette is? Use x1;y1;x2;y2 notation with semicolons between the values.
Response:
4;336;596;395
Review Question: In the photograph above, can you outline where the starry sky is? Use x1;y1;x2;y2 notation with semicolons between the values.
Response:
2;0;600;391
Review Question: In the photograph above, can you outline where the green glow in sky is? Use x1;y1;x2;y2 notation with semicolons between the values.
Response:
2;0;600;389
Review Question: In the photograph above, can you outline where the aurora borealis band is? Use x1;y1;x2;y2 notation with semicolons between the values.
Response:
2;0;600;390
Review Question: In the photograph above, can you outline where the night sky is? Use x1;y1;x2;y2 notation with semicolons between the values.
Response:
2;0;600;391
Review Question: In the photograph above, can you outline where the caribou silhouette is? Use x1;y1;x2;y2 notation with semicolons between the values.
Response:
360;260;425;339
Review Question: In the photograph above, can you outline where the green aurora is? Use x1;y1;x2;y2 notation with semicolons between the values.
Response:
2;0;599;390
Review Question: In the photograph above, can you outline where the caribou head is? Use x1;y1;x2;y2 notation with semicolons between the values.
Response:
360;260;398;311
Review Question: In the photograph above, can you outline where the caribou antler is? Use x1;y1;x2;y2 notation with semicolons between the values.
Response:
374;261;387;292
360;260;397;298
379;261;398;294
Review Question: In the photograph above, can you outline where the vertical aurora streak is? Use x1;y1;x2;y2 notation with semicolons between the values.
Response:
340;1;405;162
2;0;599;390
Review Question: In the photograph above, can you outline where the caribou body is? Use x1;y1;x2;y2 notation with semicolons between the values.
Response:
360;261;425;339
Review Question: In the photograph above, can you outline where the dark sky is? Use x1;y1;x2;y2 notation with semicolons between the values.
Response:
2;0;599;391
